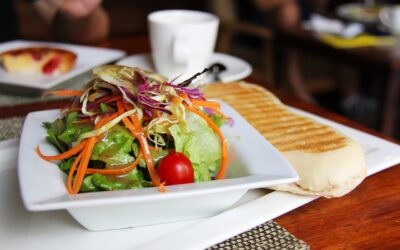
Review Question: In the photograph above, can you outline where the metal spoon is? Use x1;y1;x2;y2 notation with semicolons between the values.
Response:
208;63;227;82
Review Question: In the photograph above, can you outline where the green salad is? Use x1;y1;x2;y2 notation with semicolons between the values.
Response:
37;65;231;194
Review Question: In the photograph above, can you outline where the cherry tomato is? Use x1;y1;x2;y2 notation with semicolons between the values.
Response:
156;152;194;185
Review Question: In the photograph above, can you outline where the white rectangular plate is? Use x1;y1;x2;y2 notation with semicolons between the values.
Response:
0;40;126;93
1;108;399;249
17;101;298;230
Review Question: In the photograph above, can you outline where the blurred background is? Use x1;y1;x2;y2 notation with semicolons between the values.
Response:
6;0;400;139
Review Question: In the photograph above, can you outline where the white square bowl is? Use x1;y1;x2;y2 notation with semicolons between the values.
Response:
18;101;298;231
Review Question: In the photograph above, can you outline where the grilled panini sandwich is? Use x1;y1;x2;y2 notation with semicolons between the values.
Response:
203;82;366;198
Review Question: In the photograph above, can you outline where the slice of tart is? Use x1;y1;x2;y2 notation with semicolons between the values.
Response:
0;47;77;75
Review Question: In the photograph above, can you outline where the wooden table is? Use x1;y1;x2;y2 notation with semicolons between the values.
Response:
273;92;400;250
1;36;399;249
276;25;400;140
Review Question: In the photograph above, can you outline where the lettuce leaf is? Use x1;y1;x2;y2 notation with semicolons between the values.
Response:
43;111;92;152
210;114;226;128
80;170;152;192
168;112;221;182
91;124;135;166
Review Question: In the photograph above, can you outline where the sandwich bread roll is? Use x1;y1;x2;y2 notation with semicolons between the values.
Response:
203;81;366;198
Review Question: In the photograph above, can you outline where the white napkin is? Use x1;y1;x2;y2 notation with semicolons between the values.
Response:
304;14;364;38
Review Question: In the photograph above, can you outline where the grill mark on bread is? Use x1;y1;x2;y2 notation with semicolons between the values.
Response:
203;82;348;153
205;87;279;103
279;137;347;152
257;120;316;134
228;102;278;111
204;88;252;97
272;130;337;147
215;93;277;105
265;126;331;142
250;115;306;127
234;105;287;117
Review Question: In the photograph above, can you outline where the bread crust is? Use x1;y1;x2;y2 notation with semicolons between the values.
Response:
203;81;367;197
0;47;77;75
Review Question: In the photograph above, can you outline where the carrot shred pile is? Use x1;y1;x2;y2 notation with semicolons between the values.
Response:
37;99;164;194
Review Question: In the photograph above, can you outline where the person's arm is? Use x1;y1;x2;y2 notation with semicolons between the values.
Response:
33;0;109;44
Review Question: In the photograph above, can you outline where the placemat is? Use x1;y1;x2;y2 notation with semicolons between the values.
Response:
0;116;25;141
0;116;309;250
209;221;309;249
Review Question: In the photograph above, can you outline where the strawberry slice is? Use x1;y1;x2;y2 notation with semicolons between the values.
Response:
42;56;61;74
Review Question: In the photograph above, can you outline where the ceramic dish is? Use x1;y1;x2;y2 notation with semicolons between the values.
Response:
18;101;298;231
0;40;126;95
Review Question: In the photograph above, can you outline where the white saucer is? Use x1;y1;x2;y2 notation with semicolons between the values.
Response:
116;52;252;83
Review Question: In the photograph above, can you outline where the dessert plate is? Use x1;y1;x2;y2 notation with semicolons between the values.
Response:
0;40;126;95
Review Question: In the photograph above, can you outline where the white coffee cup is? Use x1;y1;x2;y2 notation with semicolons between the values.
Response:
148;10;219;81
379;6;400;35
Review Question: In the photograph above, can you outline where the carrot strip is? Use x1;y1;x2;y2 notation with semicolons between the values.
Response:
94;94;122;104
116;100;125;115
104;95;123;104
95;112;119;129
142;115;152;122
67;152;83;194
123;102;134;111
185;106;228;179
206;106;230;121
130;114;143;132
71;137;98;194
191;99;221;109
158;182;167;192
153;110;161;118
122;117;161;186
148;145;162;151
43;90;83;97
36;140;87;161
85;152;143;175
